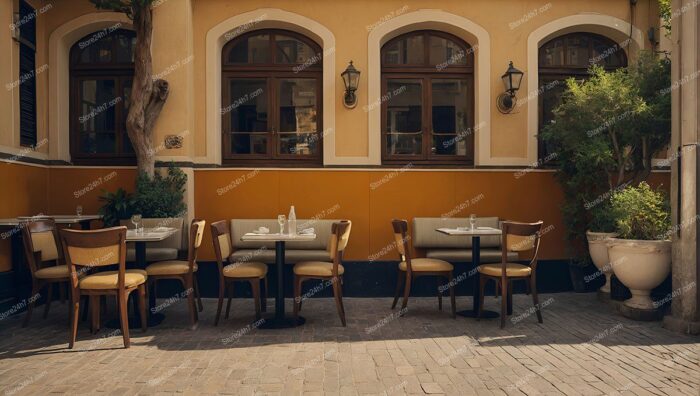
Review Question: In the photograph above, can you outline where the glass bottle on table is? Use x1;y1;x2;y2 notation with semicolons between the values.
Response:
288;205;297;236
277;214;286;235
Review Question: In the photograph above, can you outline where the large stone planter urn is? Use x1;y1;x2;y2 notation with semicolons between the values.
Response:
607;238;671;310
586;231;618;293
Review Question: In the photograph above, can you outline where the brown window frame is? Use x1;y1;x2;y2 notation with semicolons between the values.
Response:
69;29;136;166
538;32;628;161
381;30;475;166
221;29;323;167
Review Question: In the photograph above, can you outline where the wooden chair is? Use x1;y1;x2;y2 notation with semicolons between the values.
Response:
145;219;205;328
60;226;147;349
20;219;70;327
477;221;544;328
391;219;456;318
293;220;351;326
210;220;268;324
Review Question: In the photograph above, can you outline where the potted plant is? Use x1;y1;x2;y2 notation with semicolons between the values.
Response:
586;200;618;294
607;182;671;310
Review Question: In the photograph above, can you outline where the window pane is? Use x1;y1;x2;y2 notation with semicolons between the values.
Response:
231;133;267;155
429;36;467;66
227;79;267;132
592;37;625;67
383;35;424;65
278;133;319;155
540;38;564;67
275;35;317;64
115;34;136;63
81;133;116;154
385;79;422;155
566;35;590;67
228;34;270;63
431;79;470;156
278;78;318;155
122;79;134;153
79;79;116;134
96;36;113;63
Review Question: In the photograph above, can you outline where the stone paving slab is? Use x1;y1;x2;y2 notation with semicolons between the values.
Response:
0;293;698;395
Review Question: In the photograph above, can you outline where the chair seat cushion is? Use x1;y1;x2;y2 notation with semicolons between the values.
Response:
126;248;179;262
35;265;70;279
294;261;344;277
79;270;147;290
223;262;267;278
426;249;518;263
231;249;331;264
146;261;198;276
399;258;453;272
477;263;532;277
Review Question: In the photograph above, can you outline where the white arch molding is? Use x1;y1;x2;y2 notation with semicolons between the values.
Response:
526;14;645;163
367;9;492;165
48;12;133;163
205;9;336;165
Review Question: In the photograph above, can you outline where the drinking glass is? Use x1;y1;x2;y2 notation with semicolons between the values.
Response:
469;214;477;231
131;214;142;234
277;215;286;235
76;205;83;217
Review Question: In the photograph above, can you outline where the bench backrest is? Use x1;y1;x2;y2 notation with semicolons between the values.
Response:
230;219;340;250
412;217;502;249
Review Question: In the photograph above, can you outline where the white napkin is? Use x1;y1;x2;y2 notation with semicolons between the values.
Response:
456;227;470;231
252;227;270;234
152;227;170;232
299;228;315;235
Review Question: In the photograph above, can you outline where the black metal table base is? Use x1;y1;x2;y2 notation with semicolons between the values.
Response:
258;315;306;329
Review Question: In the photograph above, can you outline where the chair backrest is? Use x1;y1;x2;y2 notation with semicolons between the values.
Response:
187;219;206;265
501;221;544;267
327;220;352;262
21;219;61;275
391;219;412;264
60;226;126;288
120;217;184;251
412;217;502;249
210;220;231;268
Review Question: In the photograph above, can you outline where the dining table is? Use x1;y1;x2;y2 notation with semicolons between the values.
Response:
436;226;502;319
240;231;316;329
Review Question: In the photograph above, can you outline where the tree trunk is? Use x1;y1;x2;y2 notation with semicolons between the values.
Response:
125;3;169;179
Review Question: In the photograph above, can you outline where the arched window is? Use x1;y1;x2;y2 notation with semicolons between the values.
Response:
70;29;136;164
538;32;627;160
222;29;322;165
381;30;474;165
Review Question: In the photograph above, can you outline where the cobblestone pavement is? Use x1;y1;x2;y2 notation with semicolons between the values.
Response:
0;293;698;395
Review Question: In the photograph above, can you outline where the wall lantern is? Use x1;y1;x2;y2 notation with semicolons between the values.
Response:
341;61;360;109
497;61;524;114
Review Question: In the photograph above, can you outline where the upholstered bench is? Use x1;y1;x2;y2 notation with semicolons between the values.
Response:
229;219;339;263
412;217;517;263
120;217;184;262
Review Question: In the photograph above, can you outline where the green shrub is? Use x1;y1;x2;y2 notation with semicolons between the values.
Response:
132;164;187;218
610;182;670;240
98;188;134;227
589;199;618;234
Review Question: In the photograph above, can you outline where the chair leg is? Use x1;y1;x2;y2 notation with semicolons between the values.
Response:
477;276;487;320
293;275;302;318
507;280;513;316
331;277;346;327
43;283;53;319
194;273;204;312
68;295;80;349
448;274;456;318
400;273;412;315
391;271;405;309
214;280;225;326
531;276;543;324
185;276;198;328
118;291;130;348
260;277;267;313
138;285;147;332
500;278;508;329
437;277;443;311
90;295;100;334
225;282;234;319
250;279;261;320
22;281;39;327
